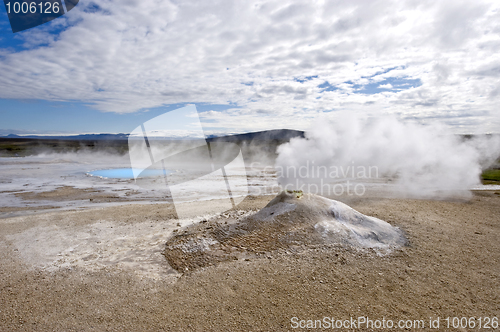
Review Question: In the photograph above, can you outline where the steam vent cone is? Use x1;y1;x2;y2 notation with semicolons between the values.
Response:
163;190;407;272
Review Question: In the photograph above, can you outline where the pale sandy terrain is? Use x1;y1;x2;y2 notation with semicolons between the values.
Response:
0;191;499;331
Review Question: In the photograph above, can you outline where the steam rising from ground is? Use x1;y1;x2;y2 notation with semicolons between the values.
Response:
34;150;129;164
276;115;500;198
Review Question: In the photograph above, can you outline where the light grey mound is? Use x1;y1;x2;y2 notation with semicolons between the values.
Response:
254;191;407;250
164;191;407;272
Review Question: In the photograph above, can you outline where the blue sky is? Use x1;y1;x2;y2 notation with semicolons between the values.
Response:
0;99;236;135
0;0;499;136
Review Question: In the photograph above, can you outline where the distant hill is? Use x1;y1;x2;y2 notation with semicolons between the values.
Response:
0;129;305;157
0;133;130;140
207;129;305;142
0;129;305;142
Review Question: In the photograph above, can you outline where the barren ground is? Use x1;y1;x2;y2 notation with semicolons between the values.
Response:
0;191;499;331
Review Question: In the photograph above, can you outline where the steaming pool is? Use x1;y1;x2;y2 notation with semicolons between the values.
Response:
0;155;275;218
87;168;171;179
1;154;497;220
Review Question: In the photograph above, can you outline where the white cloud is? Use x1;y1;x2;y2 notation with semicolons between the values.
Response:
0;0;499;133
378;83;393;89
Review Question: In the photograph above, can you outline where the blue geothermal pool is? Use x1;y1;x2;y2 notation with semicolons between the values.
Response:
87;168;171;179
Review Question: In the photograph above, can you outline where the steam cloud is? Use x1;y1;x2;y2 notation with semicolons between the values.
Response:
276;115;500;198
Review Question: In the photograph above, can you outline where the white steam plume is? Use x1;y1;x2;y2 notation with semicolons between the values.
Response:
276;115;500;199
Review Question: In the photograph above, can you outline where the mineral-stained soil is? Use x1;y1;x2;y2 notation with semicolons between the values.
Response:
15;185;122;202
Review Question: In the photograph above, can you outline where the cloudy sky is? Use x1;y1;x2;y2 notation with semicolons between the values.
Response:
0;0;499;136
